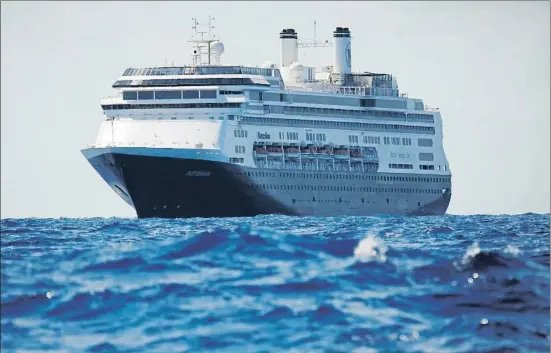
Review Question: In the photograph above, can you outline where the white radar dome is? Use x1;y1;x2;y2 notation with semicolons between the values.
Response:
261;61;276;69
288;62;304;83
288;62;304;71
210;41;225;56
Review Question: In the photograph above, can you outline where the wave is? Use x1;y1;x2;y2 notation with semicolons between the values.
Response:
1;214;549;353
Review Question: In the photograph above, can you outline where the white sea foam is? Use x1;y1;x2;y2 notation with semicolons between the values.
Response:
461;241;481;266
354;232;388;263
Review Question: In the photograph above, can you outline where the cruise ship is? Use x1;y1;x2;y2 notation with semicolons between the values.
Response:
81;19;452;218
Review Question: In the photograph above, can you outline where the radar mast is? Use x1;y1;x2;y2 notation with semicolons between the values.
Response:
188;16;219;66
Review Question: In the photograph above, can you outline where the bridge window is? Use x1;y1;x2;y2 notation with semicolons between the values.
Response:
155;90;182;99
137;91;154;100
183;90;200;99
200;90;217;99
122;91;138;100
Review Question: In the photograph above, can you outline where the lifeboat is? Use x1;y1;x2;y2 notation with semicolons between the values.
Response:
267;146;283;156
350;149;363;159
285;147;300;154
254;146;268;155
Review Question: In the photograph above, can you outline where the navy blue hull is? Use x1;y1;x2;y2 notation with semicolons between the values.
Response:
86;151;451;219
87;153;297;218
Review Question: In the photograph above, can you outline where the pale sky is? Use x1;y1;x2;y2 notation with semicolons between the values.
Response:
1;1;549;218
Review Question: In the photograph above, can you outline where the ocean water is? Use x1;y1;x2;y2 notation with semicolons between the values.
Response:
1;214;549;353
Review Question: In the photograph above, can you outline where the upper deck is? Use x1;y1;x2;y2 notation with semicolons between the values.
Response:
112;66;407;100
121;66;281;78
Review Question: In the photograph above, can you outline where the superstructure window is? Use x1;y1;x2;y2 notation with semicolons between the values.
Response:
402;138;412;146
360;99;376;107
200;90;217;99
286;132;299;140
113;78;268;88
155;90;182;99
122;91;138;100
407;113;434;123
235;145;246;154
249;91;263;101
234;129;248;138
389;164;414;169
418;138;433;147
383;137;391;145
391;137;401;145
419;164;435;170
419;152;434;161
270;105;407;122
239;116;435;135
182;90;200;99
306;132;326;142
138;91;154;100
102;102;240;110
364;136;381;144
219;90;244;95
316;133;326;142
123;66;278;77
374;99;407;109
348;135;359;144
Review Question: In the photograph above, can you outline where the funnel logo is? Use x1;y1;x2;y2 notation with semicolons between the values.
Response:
345;43;351;68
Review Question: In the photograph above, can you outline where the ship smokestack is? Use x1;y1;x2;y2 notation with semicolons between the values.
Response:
332;27;351;75
279;28;298;67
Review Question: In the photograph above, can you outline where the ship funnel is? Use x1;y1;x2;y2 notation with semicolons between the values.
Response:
279;28;298;67
332;27;351;74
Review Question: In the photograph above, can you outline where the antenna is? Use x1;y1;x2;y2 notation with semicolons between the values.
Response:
208;15;216;39
298;20;333;48
191;17;199;37
314;20;317;44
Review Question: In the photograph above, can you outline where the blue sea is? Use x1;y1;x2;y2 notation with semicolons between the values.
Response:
1;214;549;353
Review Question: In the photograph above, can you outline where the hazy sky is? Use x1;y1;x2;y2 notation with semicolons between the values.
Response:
1;1;549;218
